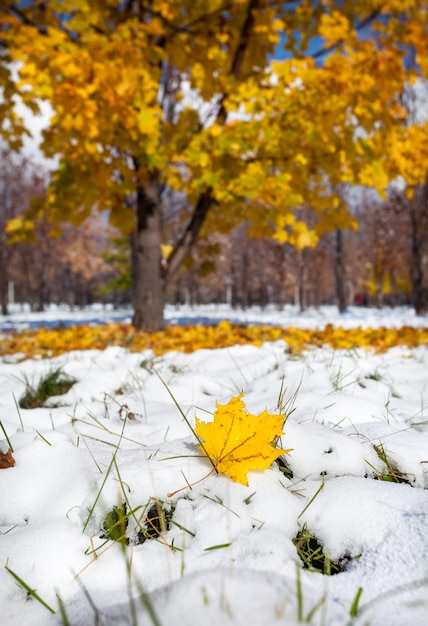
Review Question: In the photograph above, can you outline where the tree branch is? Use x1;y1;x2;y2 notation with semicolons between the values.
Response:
164;190;213;278
166;0;260;281
217;0;259;122
8;5;42;29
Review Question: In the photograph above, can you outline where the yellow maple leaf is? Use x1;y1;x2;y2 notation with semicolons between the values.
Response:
195;393;290;486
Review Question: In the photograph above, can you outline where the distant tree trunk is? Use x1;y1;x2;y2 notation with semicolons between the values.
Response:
409;176;428;315
36;284;46;312
241;250;249;309
36;249;50;312
0;273;7;316
275;244;286;310
0;201;8;315
298;250;307;312
334;228;348;312
0;246;8;315
132;178;165;331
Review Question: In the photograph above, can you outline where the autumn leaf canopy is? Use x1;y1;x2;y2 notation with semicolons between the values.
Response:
1;0;428;248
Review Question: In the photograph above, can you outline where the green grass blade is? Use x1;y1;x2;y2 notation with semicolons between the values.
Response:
243;491;256;505
203;543;231;551
83;452;116;534
135;579;162;626
56;592;71;625
12;392;24;431
113;456;145;532
5;565;56;614
155;369;217;472
297;482;324;520
305;594;326;622
0;419;14;452
170;519;196;537
296;562;303;622
82;414;128;533
349;587;363;617
36;430;52;446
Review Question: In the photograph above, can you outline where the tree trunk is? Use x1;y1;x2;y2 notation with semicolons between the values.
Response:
298;250;307;312
130;0;259;330
334;228;348;312
410;177;428;315
132;180;165;331
0;252;8;315
0;208;8;315
0;282;7;316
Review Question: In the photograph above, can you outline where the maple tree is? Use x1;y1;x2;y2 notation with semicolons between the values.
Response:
195;393;289;486
1;1;428;329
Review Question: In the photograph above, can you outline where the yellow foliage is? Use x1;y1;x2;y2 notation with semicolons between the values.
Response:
274;218;318;250
382;271;392;295
5;216;36;243
1;322;427;362
137;108;159;135
319;12;352;45
209;124;222;138
195;393;290;486
144;17;165;37
191;63;205;91
1;0;428;246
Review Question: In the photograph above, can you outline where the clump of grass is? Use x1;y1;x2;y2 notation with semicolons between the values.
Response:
372;444;411;484
139;355;158;372
359;371;383;388
136;500;175;545
100;499;176;547
276;455;294;479
293;524;353;575
19;367;77;409
366;371;382;382
101;503;129;544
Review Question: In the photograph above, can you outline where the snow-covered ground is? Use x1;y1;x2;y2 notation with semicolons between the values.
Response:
0;305;427;626
1;302;428;332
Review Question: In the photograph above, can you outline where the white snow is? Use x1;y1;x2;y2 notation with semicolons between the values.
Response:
2;302;428;332
0;305;427;626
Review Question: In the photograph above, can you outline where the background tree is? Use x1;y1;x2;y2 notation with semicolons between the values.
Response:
0;149;47;314
384;180;428;314
49;215;120;310
1;150;117;311
407;178;428;314
1;1;428;328
384;81;428;314
100;233;133;308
